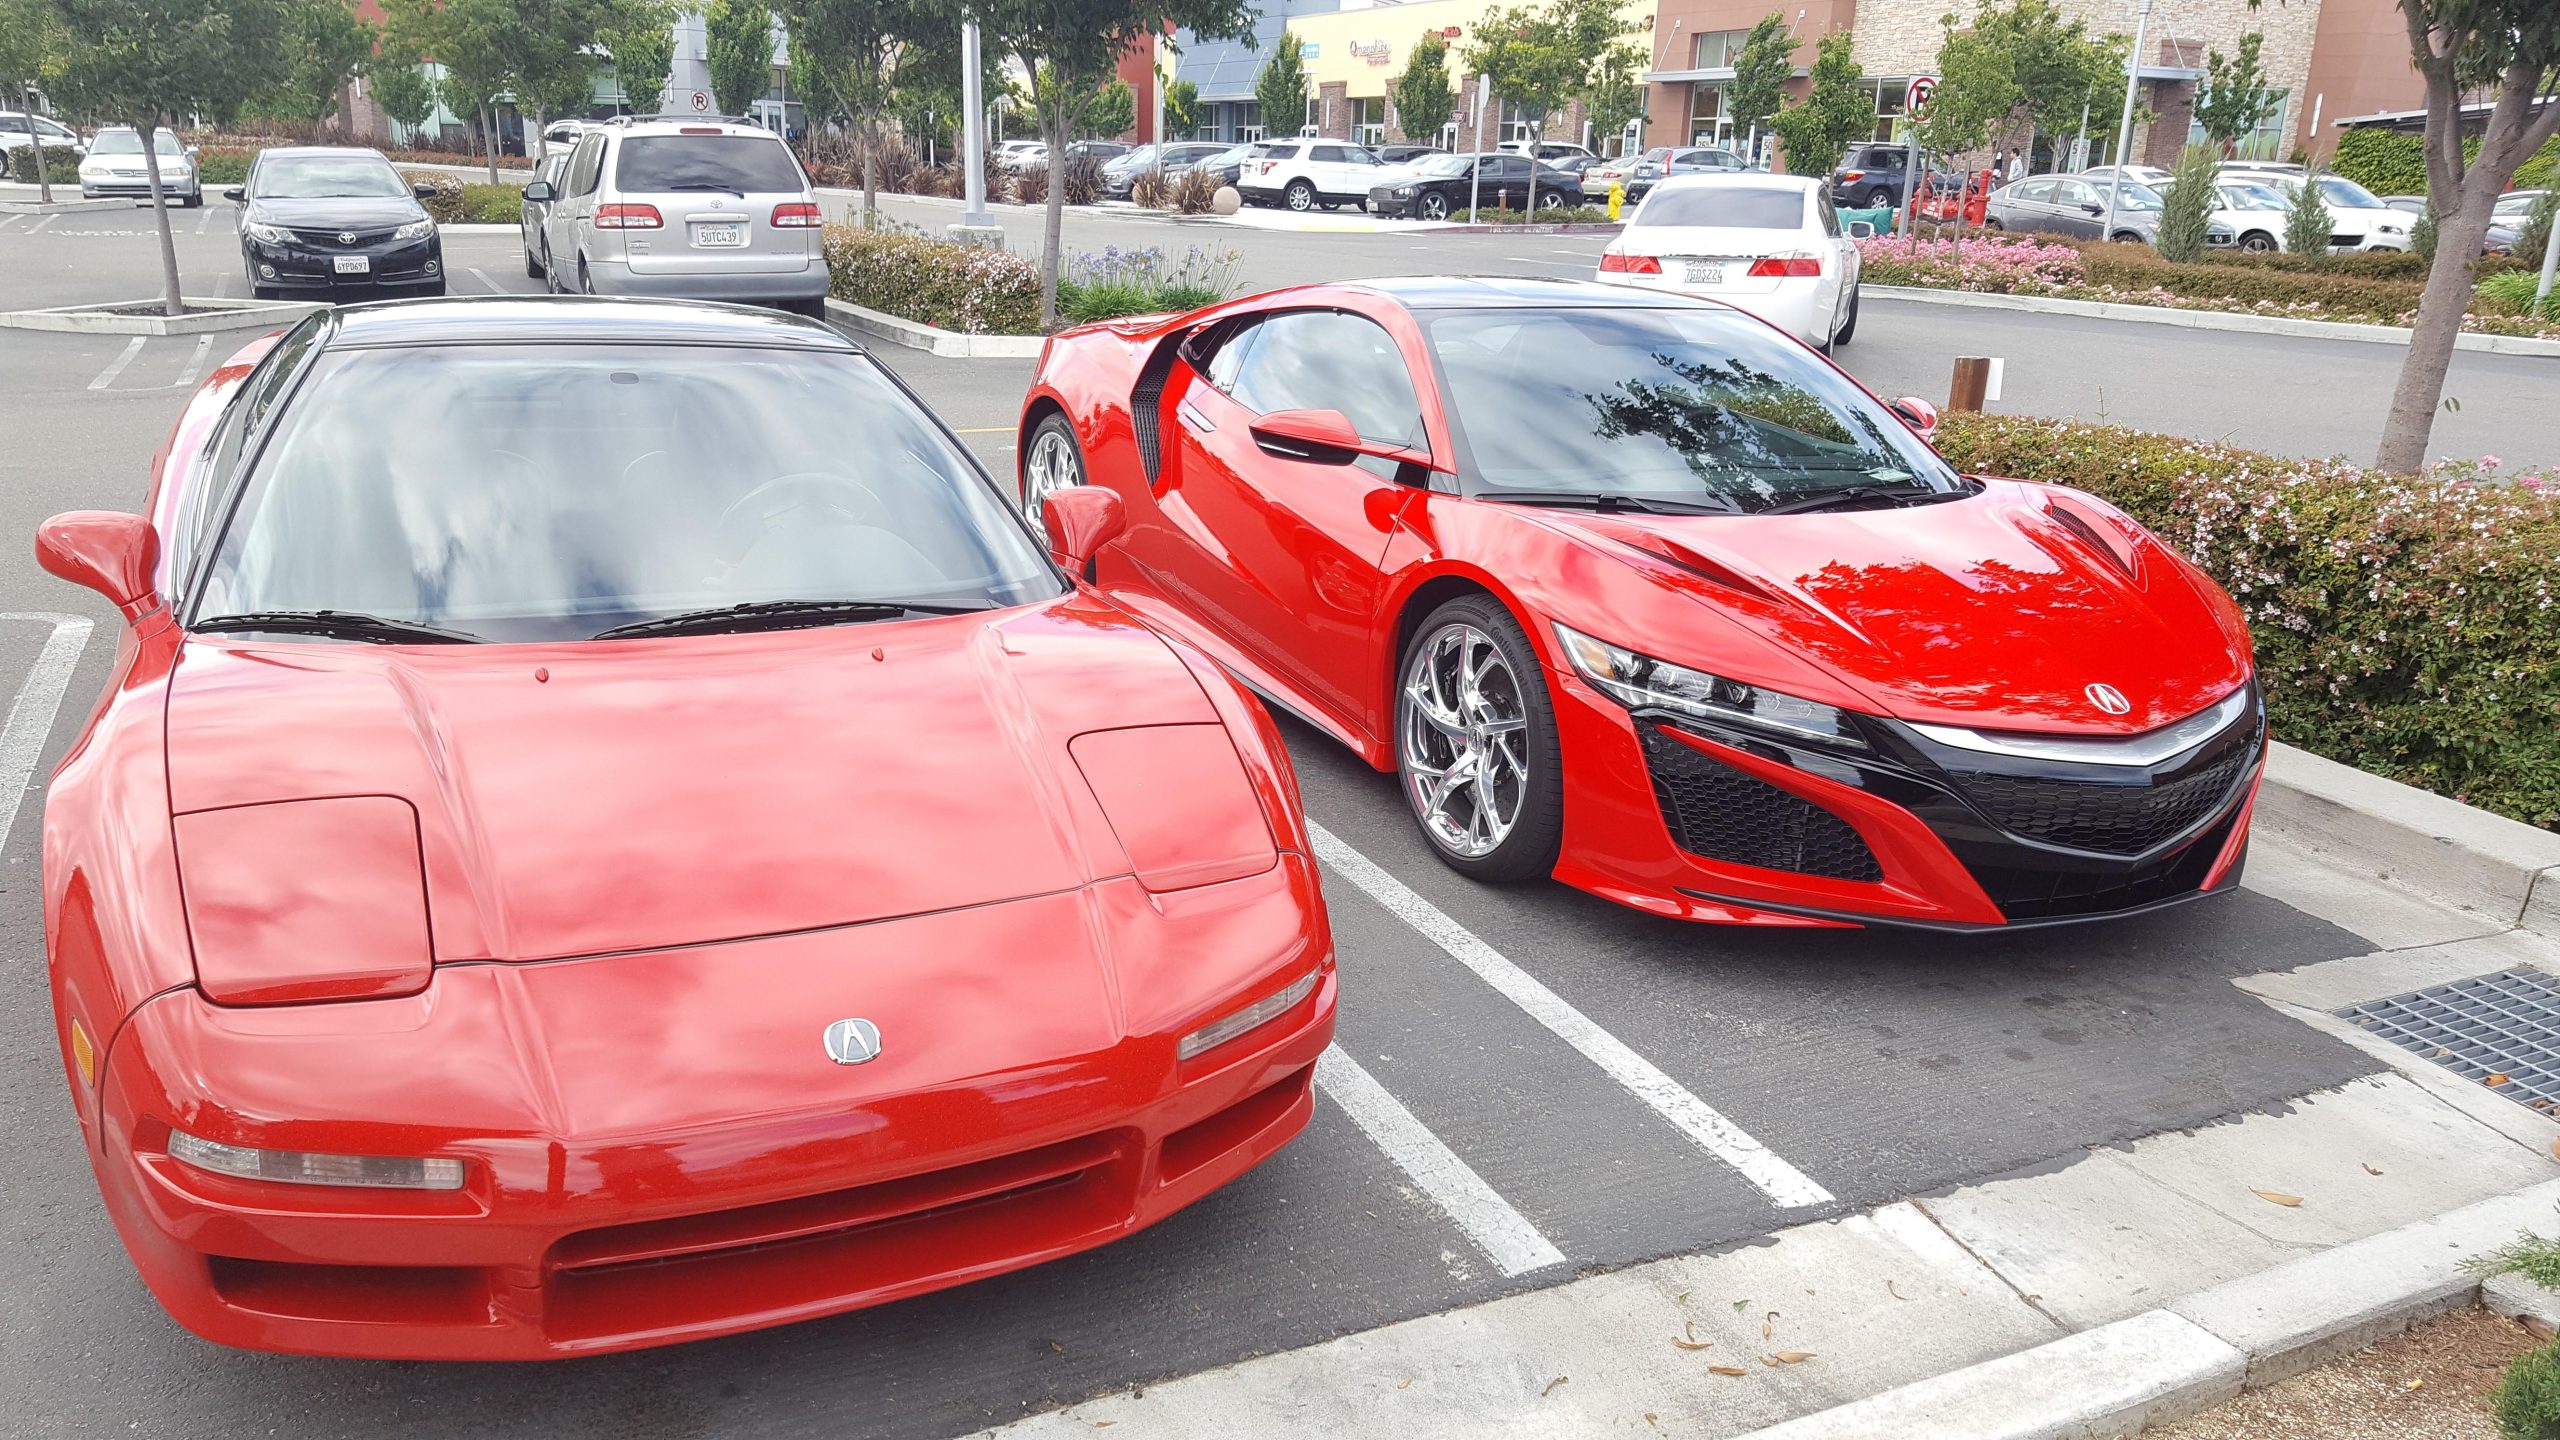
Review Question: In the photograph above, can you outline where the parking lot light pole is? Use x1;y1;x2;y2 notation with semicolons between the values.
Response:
1468;74;1488;218
954;18;1003;246
2538;209;2559;309
2099;0;2154;242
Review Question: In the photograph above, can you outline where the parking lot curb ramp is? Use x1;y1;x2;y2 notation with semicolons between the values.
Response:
2259;740;2560;934
1742;1178;2560;1440
822;297;1043;359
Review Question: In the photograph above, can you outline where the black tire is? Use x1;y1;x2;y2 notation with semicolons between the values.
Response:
1982;217;2004;231
1419;191;1449;221
1019;412;1088;536
1285;179;1315;212
2111;230;2144;244
2240;230;2276;253
1536;189;1566;210
524;244;544;279
577;259;592;295
1393;594;1565;883
180;190;202;209
1831;284;1859;347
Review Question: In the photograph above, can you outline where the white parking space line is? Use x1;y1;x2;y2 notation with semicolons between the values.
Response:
86;337;146;392
0;614;96;856
0;215;23;234
1311;823;1835;1209
168;334;212;390
193;206;213;234
28;213;58;233
1315;1044;1567;1277
468;267;505;294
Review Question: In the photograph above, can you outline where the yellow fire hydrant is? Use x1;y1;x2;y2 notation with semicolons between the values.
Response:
1607;179;1625;221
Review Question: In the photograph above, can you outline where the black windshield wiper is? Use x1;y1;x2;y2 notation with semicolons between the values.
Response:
1477;489;1742;516
191;610;484;644
591;598;991;640
664;182;747;198
1756;482;1952;516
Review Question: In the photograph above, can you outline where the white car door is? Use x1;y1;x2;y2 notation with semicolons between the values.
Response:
1809;190;1848;329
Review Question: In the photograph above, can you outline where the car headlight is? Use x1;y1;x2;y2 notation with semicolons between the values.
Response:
2377;222;2407;235
1554;623;1868;749
243;220;293;243
1394;185;1415;196
168;1129;465;1190
1178;971;1318;1060
392;218;434;240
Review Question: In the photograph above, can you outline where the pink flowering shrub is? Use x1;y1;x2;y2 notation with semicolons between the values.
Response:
1938;413;2560;828
1856;234;2086;293
823;223;1043;334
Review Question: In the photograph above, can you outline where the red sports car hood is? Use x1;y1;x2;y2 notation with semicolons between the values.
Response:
162;593;1220;963
1548;480;2252;733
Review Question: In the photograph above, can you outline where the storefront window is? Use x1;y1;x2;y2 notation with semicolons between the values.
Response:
1864;80;1908;142
1349;96;1385;147
1689;83;1726;146
1691;29;1749;69
2189;91;2290;159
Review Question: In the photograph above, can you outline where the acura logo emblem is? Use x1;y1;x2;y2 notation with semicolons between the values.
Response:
822;1017;883;1066
2085;683;2131;716
337;230;356;245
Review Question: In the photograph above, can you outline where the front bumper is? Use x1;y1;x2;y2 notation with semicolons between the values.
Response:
1546;667;2264;930
84;861;1335;1358
242;233;442;292
83;174;199;199
583;256;827;302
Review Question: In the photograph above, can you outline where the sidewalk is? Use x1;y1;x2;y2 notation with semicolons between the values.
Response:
960;790;2560;1438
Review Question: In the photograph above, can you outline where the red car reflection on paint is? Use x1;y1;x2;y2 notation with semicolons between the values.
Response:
35;299;1333;1359
1017;277;2261;930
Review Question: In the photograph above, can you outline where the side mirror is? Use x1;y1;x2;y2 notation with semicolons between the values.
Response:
1848;220;1876;239
223;186;245;203
1248;408;1371;464
1040;486;1126;581
185;144;200;157
1886;396;1940;441
522;180;554;202
36;512;162;621
412;181;440;200
2080;202;2103;215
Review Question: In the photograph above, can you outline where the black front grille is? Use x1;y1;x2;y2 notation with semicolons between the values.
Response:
289;227;397;247
1948;736;2255;856
1640;725;1882;882
1966;812;2237;920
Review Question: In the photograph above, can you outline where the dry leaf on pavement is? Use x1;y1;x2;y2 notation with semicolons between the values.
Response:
2487;1073;2513;1087
2251;1188;2305;1207
1672;1321;1714;1351
2362;1163;2383;1176
1541;1376;1568;1398
1773;1352;1816;1364
1708;1366;1749;1377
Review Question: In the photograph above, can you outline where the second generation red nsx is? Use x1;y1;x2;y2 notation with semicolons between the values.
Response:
36;298;1335;1359
1017;277;2262;931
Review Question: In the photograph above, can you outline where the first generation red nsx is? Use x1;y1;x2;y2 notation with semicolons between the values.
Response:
1017;277;2263;930
36;298;1335;1359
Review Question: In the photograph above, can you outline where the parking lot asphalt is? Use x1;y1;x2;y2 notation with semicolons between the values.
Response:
0;203;2411;1439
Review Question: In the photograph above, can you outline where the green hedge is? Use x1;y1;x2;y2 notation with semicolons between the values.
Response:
398;170;518;225
5;144;79;181
1933;413;2560;828
1455;204;1614;225
2334;128;2560;197
193;147;258;185
2078;243;2426;320
822;223;1042;334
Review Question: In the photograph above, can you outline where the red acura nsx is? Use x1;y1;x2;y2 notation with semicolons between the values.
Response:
36;299;1334;1358
1017;277;2262;930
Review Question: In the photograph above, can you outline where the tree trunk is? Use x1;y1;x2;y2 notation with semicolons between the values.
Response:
481;101;499;184
19;86;52;204
137;116;182;318
861;114;879;227
532;99;548;164
1040;110;1067;330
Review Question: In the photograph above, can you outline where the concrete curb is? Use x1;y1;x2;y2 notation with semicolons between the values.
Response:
2257;741;2560;931
1740;1178;2560;1439
0;296;326;334
1864;283;2560;357
0;196;126;215
436;223;519;234
822;297;1044;358
1431;220;1624;235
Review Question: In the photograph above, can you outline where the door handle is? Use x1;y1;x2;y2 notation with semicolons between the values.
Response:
1177;400;1215;434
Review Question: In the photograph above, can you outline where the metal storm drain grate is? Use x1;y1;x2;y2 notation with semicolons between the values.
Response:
2339;970;2560;1109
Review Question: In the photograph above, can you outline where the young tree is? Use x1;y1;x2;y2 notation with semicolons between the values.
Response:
1725;13;1798;158
2154;143;2219;261
1256;28;1309;137
705;0;777;118
977;0;1254;329
250;0;375;130
370;60;441;139
2195;31;2276;154
1916;8;2019;174
2283;168;2333;256
784;0;939;225
1766;29;1866;177
604;0;677;114
1584;41;1645;155
1986;0;2118;162
2363;0;2560;472
1462;0;1629;147
0;0;65;201
1164;76;1197;137
398;0;523;181
1390;31;1451;145
1084;77;1133;139
50;0;293;315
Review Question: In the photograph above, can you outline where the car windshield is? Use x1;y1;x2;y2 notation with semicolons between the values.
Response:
93;129;181;156
2105;181;2165;211
251;155;409;199
194;343;1061;642
1424;306;1964;512
2319;176;2385;209
1635;183;1807;228
617;135;805;193
2217;183;2289;210
1416;154;1474;177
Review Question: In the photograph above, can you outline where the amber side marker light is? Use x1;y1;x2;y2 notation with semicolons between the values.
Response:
167;1131;465;1191
1179;972;1319;1061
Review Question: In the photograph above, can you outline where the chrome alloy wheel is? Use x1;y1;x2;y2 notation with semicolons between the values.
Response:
1399;622;1531;858
1021;424;1082;528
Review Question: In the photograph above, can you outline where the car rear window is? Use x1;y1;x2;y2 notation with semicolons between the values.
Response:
1633;184;1807;228
615;135;805;194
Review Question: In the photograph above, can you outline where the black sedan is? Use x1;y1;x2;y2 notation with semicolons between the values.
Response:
1367;152;1580;220
227;146;444;300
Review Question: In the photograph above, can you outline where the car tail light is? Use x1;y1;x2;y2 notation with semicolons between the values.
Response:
1598;251;1662;274
1179;971;1319;1060
1842;169;1865;182
594;203;662;229
1748;253;1824;277
168;1130;466;1191
770;201;822;227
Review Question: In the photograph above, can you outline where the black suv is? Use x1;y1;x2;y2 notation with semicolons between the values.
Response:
1830;144;1930;208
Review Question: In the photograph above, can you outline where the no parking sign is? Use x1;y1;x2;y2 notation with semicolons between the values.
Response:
690;90;711;113
1907;75;1938;121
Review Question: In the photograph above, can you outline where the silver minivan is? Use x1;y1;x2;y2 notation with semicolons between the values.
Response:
528;117;827;314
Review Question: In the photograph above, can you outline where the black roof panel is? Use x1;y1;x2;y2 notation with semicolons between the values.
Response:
322;296;858;351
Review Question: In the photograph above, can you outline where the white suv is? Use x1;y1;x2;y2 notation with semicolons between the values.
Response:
531;116;828;314
1237;139;1382;211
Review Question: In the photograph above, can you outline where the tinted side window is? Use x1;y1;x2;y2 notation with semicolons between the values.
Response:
2052;179;2096;208
1817;196;1842;236
2011;180;2053;203
1312;145;1346;163
1185;317;1260;393
1228;310;1422;449
568;135;605;196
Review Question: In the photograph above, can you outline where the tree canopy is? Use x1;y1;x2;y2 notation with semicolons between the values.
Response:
1255;28;1309;136
704;0;776;117
1726;14;1798;148
1767;29;1866;177
2195;31;2277;152
1461;0;1630;143
1391;31;1452;144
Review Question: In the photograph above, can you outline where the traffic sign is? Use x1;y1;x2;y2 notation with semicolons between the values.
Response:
1907;75;1938;121
689;90;711;113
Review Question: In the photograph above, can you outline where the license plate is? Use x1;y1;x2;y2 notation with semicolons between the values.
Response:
334;255;369;274
692;222;746;248
1683;261;1724;285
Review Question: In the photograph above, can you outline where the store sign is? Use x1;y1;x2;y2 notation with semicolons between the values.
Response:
1349;40;1392;65
1441;26;1462;38
1299;41;1319;59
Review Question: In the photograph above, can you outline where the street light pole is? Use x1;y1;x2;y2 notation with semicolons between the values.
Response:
960;19;993;228
2099;0;2154;242
1468;72;1488;218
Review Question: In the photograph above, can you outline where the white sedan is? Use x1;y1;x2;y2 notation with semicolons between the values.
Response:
1591;173;1863;351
